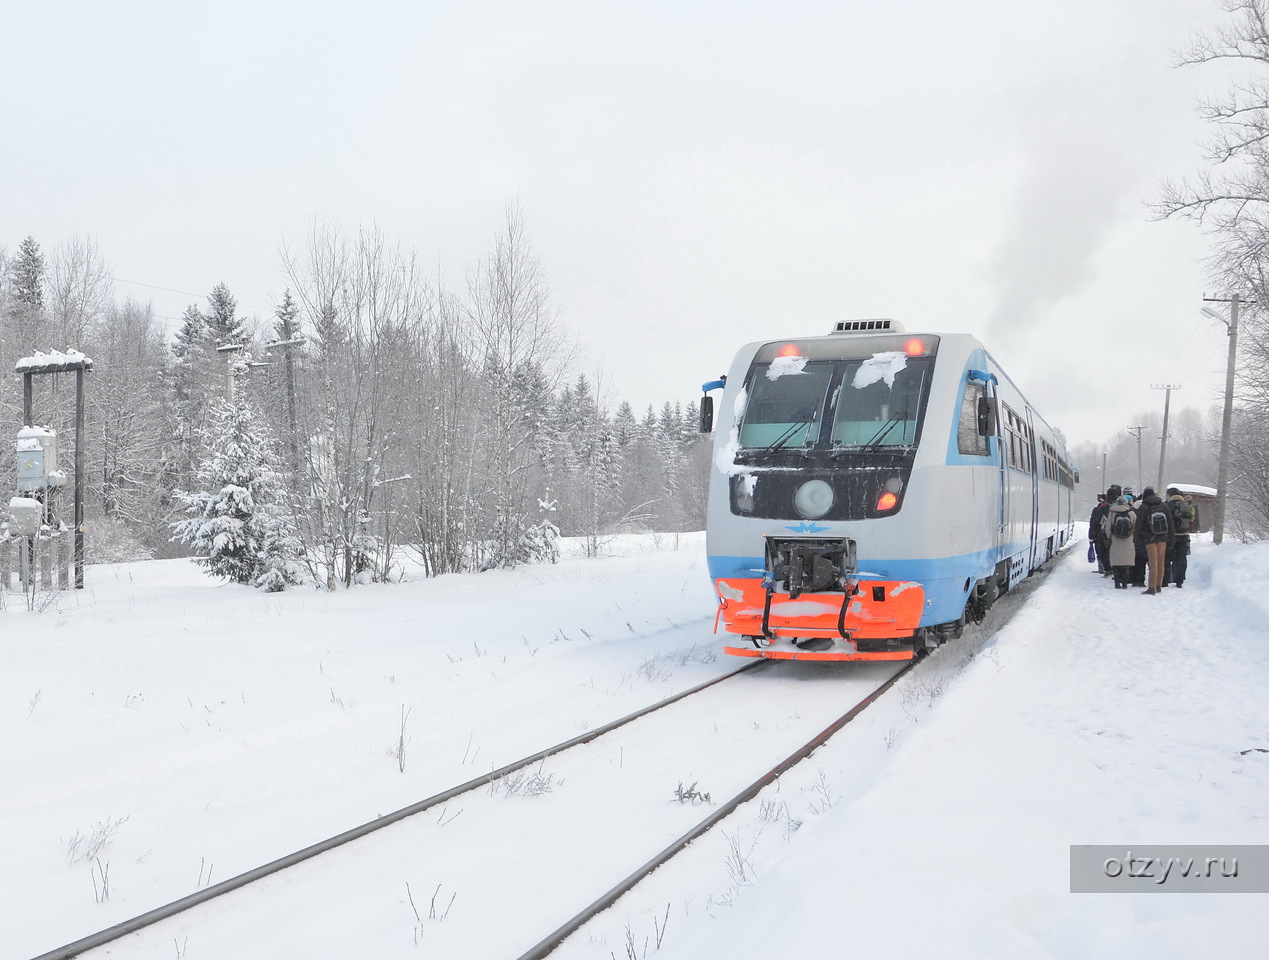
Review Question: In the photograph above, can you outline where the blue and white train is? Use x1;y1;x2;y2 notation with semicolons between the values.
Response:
700;319;1077;661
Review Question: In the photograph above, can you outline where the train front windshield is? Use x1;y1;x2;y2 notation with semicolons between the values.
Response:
738;338;938;453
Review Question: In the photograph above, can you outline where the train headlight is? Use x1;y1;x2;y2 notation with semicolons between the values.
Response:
793;479;834;519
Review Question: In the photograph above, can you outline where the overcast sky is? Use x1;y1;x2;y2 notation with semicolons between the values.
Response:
2;0;1244;451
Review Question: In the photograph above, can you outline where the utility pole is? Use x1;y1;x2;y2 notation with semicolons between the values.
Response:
217;342;269;406
1152;384;1180;493
217;342;244;403
268;292;305;474
265;336;305;474
1126;425;1145;493
1101;451;1107;493
1202;293;1246;545
16;350;93;589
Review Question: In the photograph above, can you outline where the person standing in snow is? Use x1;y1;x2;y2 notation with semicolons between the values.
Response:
1134;486;1174;595
1164;487;1195;588
1088;485;1119;576
1105;495;1137;589
1127;489;1147;588
1089;493;1109;573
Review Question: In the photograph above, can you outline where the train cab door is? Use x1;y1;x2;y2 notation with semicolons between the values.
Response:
991;384;1008;544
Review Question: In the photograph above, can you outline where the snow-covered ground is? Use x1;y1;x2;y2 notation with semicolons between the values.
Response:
4;532;1267;959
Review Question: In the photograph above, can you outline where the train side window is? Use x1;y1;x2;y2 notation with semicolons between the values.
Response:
1002;404;1032;473
957;382;990;457
1041;440;1060;482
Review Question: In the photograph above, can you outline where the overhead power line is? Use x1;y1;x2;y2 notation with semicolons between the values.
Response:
110;276;274;316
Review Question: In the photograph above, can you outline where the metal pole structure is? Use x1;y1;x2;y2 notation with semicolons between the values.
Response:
266;335;305;473
1204;293;1244;545
218;342;243;403
13;352;92;588
1126;425;1145;493
1101;451;1107;493
1216;294;1241;544
74;366;86;588
1152;384;1179;493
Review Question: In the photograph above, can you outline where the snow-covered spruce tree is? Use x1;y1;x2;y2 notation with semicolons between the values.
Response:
206;281;248;346
172;397;302;591
6;235;47;354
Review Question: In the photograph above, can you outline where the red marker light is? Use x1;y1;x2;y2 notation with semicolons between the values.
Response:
904;338;925;357
876;491;899;511
778;343;801;358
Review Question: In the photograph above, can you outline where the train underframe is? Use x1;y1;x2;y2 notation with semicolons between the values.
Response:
713;535;1007;662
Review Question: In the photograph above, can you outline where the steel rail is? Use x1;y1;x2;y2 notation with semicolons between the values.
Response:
514;656;921;960
29;659;767;960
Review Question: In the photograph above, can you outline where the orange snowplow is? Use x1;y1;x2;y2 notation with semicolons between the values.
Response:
714;576;926;661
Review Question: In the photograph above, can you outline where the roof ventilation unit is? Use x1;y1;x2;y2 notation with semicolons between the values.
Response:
831;318;905;335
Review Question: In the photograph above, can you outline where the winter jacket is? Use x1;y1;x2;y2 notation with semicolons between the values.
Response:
1106;504;1137;567
1089;501;1110;542
1167;494;1195;540
1134;494;1175;546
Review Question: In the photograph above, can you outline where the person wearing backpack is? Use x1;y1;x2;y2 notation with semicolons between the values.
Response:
1088;485;1119;575
1128;491;1148;588
1165;487;1195;588
1134;487;1175;595
1106;495;1137;589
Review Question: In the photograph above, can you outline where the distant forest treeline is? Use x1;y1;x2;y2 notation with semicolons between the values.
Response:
0;213;711;586
4;214;1267;593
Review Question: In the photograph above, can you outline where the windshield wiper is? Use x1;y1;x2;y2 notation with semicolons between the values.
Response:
862;416;902;449
830;410;917;457
764;409;819;453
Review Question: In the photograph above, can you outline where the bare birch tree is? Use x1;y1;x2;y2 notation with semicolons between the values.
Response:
284;223;432;585
46;235;111;349
466;206;571;567
86;298;173;552
403;292;485;575
1156;0;1269;536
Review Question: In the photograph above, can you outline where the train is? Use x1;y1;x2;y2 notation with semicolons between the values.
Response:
700;319;1077;661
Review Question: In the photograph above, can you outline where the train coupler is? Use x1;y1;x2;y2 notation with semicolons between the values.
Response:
764;536;857;599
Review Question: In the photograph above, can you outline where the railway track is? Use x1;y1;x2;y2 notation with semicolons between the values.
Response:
30;656;920;960
515;656;919;959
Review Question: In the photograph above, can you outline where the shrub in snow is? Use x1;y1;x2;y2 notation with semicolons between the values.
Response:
519;516;561;565
85;516;153;563
171;398;302;591
479;515;560;570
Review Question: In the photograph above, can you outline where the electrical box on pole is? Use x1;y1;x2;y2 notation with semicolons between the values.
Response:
7;497;42;536
9;349;93;589
15;426;67;492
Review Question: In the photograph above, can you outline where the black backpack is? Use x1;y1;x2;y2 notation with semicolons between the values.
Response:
1149;506;1170;536
1172;499;1194;533
1111;513;1134;539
